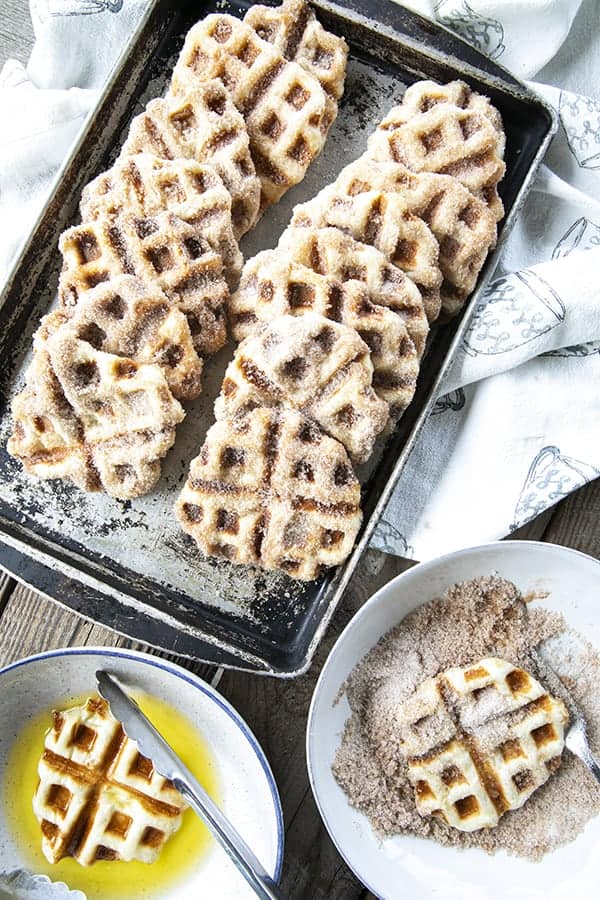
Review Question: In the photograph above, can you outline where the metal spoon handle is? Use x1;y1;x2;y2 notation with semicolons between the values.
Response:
174;775;283;900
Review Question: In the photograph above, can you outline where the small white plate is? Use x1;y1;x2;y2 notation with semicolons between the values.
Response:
0;647;283;899
307;540;600;900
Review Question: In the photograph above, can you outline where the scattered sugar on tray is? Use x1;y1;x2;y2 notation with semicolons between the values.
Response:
332;573;600;860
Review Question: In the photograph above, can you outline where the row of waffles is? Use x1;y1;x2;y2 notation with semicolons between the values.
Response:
176;79;506;580
7;1;349;499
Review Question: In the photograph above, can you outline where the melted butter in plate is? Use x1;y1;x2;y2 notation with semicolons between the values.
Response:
5;692;219;899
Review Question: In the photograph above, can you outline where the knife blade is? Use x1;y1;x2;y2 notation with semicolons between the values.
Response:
96;670;282;900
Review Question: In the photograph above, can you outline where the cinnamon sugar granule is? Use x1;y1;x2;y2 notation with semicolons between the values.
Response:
332;574;600;859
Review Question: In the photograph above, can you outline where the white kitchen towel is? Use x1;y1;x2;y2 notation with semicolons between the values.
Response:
1;0;599;561
0;0;148;281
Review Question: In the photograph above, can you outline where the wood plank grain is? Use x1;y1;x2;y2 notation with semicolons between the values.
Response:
0;0;34;68
0;583;215;681
541;479;600;557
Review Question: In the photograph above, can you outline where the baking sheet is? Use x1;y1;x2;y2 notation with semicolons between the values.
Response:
0;0;557;674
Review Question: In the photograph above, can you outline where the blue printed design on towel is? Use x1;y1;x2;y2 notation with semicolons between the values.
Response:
374;520;414;558
44;0;123;16
559;92;600;169
432;388;465;415
463;271;565;357
552;217;600;259
435;1;505;60
511;446;600;530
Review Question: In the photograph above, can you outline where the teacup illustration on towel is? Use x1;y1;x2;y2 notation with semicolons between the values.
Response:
552;217;600;259
463;271;565;356
559;91;600;170
435;1;505;60
511;446;600;530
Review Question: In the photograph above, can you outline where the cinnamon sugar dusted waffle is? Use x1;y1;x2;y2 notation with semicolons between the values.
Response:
81;154;242;288
228;250;419;420
58;211;229;357
176;405;362;580
215;312;389;463
169;14;332;208
121;81;261;238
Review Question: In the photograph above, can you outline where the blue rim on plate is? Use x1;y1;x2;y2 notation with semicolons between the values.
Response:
0;646;285;882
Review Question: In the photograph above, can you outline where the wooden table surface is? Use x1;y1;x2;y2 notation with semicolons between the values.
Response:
1;6;599;898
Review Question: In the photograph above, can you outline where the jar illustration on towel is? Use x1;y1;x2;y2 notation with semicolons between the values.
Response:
559;92;600;169
552;217;600;259
463;270;565;357
511;446;600;530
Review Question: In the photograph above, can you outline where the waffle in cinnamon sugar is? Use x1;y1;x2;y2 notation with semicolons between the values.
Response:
244;0;348;125
389;657;568;832
290;184;443;324
38;275;203;401
81;154;242;288
368;95;505;222
334;156;498;316
168;13;333;208
215;312;389;463
277;225;430;357
176;405;361;581
228;250;419;420
58;210;229;357
33;697;186;865
121;80;261;238
8;324;184;499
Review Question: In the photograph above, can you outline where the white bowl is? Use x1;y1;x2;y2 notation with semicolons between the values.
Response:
307;540;600;900
0;647;283;899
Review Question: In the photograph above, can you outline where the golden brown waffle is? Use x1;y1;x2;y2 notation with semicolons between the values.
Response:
374;657;568;832
169;14;331;208
215;312;389;462
33;697;186;865
228;250;419;420
176;405;362;580
58;211;228;357
80;154;242;288
121;81;261;238
244;0;348;127
8;327;184;498
334;158;498;316
368;101;505;221
278;225;429;357
291;185;443;322
40;276;203;401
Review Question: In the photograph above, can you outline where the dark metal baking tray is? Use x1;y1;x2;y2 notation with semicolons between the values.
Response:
0;0;556;675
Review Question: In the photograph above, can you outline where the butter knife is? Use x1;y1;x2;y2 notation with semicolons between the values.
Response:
96;670;283;900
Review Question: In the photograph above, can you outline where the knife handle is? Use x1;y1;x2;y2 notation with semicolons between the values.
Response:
175;776;284;900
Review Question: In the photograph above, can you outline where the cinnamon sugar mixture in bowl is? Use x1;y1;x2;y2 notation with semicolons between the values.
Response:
333;575;600;860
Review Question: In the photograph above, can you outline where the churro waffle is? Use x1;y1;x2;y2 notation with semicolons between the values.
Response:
58;211;228;356
121;81;261;238
291;185;443;322
169;14;332;207
335;158;498;315
40;276;203;400
8;327;184;498
368;100;505;220
81;154;242;288
400;80;505;158
228;251;419;419
33;697;186;865
176;405;362;580
381;657;568;832
215;312;389;462
278;225;429;356
244;0;348;127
